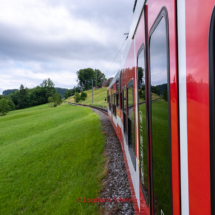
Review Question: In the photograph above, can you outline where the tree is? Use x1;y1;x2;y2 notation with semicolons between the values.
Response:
40;78;56;98
77;68;96;90
7;100;15;111
0;98;9;116
77;68;106;90
64;89;74;99
18;84;28;109
95;69;106;87
163;90;168;101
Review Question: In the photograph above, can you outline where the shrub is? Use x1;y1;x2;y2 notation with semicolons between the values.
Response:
75;92;81;103
0;98;9;116
48;96;54;107
81;92;87;101
7;100;15;111
53;93;62;107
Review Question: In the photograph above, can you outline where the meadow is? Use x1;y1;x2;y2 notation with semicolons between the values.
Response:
66;87;108;108
0;103;105;215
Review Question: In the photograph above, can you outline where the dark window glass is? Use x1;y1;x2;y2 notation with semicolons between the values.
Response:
138;47;149;205
150;17;171;215
123;88;127;135
128;83;136;168
124;89;126;112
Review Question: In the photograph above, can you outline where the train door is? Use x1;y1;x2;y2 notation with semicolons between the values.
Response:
148;8;172;215
138;1;180;215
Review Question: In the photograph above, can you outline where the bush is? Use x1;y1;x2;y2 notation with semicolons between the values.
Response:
7;100;15;111
53;93;62;107
81;92;87;101
48;96;54;107
0;98;9;116
75;92;81;103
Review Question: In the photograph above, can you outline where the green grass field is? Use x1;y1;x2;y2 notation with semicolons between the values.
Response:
66;88;108;108
0;103;105;215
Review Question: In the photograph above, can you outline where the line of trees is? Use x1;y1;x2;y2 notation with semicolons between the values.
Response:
0;78;63;116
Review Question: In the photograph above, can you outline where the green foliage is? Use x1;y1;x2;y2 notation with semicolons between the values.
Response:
75;92;81;103
0;95;5;100
8;78;57;110
53;93;62;107
0;98;9;116
138;67;144;88
48;96;54;107
64;89;73;99
81;91;87;101
77;68;106;90
55;87;68;98
163;90;168;101
7;100;15;111
0;104;105;214
151;86;160;96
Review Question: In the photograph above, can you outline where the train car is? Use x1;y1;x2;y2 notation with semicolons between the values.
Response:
107;0;215;214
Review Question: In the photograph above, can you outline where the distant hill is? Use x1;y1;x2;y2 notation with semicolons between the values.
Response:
2;89;18;96
55;88;70;98
3;88;69;98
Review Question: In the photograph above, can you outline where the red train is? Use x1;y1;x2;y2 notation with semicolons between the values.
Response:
107;0;215;214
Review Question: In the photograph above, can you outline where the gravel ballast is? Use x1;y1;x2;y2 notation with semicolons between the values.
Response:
92;108;135;215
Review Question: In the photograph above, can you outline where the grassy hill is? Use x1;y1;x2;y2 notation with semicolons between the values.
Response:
66;87;108;108
0;103;105;214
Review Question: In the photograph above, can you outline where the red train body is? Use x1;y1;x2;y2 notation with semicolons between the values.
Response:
107;0;215;214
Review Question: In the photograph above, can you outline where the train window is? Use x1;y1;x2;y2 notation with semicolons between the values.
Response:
113;93;116;116
123;87;127;137
116;80;119;107
149;10;172;215
120;72;122;110
138;45;149;205
209;7;215;214
127;81;136;169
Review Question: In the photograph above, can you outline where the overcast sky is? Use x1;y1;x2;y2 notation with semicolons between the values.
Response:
0;0;134;94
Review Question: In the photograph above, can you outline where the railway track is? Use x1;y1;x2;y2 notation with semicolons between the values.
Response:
68;102;108;116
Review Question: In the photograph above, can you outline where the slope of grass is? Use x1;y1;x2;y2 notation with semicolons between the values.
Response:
0;104;105;215
66;88;108;108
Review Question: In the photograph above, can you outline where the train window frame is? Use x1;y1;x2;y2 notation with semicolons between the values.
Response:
209;6;215;215
123;86;128;142
148;6;172;215
137;43;149;206
127;79;136;170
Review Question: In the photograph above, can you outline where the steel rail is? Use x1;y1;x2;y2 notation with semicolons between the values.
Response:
68;102;108;116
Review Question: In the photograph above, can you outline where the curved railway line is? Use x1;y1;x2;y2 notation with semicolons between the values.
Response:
68;102;108;116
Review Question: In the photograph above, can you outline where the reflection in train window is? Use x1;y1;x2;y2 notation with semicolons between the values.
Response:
127;82;136;169
138;46;149;205
116;80;119;107
123;88;127;136
149;16;172;214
